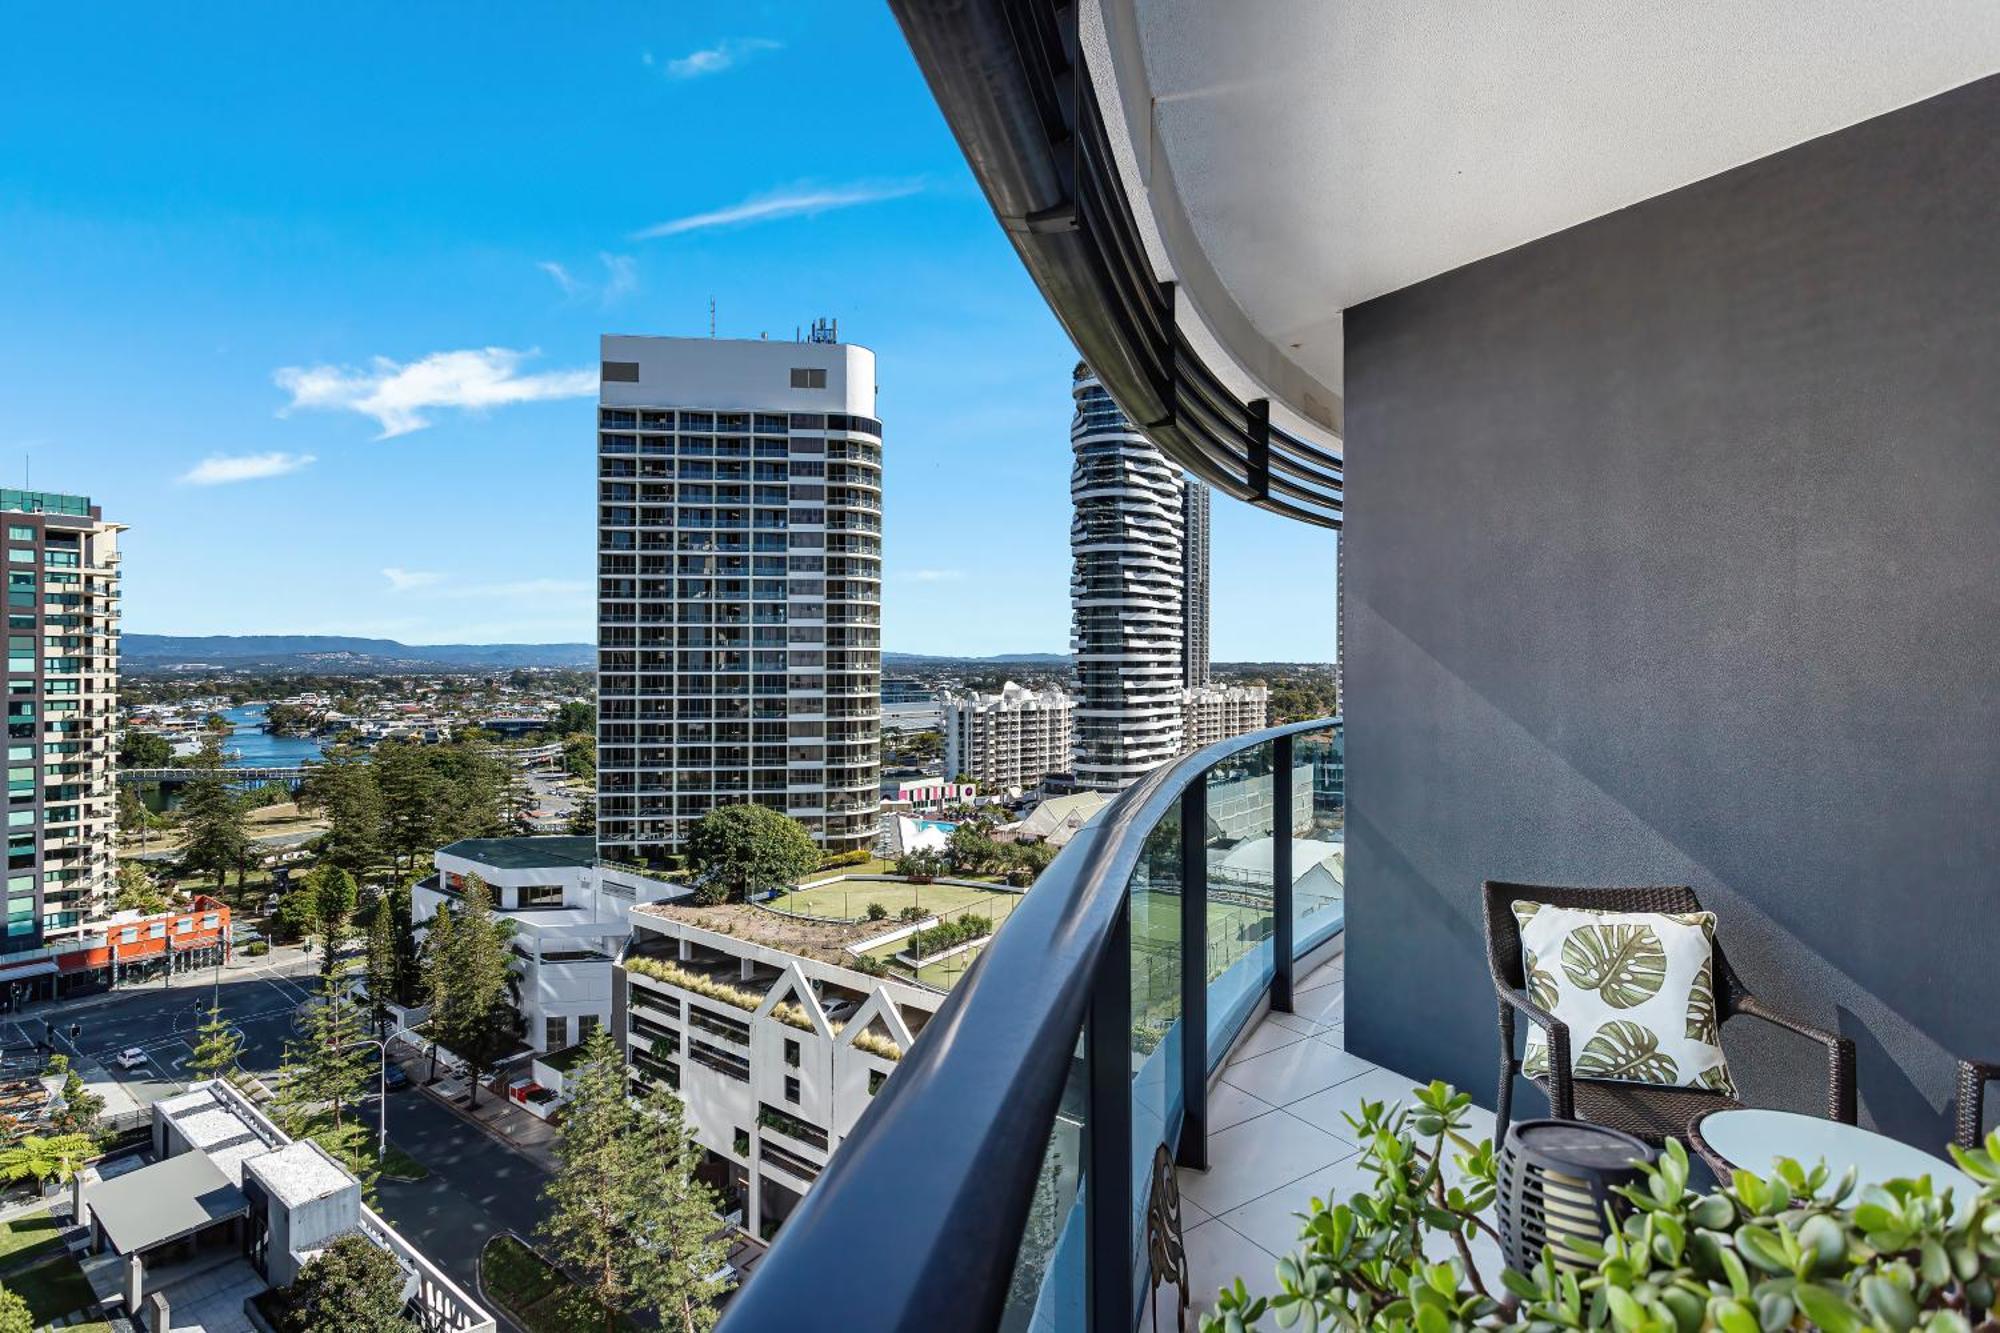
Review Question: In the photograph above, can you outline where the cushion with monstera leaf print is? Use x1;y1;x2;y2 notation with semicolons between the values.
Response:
1512;901;1736;1097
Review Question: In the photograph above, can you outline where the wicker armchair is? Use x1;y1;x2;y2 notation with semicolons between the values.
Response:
1955;1059;2000;1149
1484;881;1856;1151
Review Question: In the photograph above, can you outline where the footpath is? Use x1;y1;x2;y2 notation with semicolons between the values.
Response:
387;1041;561;1173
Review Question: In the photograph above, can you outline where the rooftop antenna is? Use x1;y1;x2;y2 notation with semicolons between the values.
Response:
709;297;716;339
808;316;838;345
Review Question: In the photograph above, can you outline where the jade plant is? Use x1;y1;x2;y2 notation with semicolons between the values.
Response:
1203;1081;2000;1333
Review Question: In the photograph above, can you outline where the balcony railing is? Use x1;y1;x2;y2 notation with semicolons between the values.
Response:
720;716;1345;1333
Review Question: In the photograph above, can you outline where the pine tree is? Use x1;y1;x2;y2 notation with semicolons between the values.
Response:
178;747;250;889
363;896;397;1038
538;1030;728;1332
309;864;360;981
437;876;517;1107
538;1028;640;1323
629;1078;728;1332
276;974;374;1137
421;901;456;1084
189;1004;244;1083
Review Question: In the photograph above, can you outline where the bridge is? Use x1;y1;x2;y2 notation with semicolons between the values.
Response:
120;765;312;786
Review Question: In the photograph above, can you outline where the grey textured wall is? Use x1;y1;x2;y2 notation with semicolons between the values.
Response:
1341;75;2000;1148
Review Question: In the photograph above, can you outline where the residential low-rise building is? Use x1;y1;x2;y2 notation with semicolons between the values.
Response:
943;681;1075;793
77;1078;491;1330
1181;682;1270;751
617;902;946;1242
412;836;676;1054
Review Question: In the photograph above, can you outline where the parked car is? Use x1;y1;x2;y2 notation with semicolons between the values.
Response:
114;1048;148;1071
383;1064;410;1090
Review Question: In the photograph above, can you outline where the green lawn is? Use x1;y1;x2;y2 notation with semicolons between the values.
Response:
481;1235;634;1332
0;1209;62;1267
6;1254;96;1324
774;880;1022;927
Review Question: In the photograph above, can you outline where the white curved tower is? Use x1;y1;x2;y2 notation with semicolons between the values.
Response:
1070;364;1185;791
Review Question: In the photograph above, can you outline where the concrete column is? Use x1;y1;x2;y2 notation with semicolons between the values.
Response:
678;937;691;962
70;1172;89;1229
124;1253;144;1310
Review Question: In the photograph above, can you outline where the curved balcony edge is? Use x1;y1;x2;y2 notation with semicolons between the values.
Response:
719;715;1344;1333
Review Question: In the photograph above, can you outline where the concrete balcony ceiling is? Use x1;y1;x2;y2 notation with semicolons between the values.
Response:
1085;0;2000;437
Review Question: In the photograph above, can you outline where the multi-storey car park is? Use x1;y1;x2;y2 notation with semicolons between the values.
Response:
595;331;884;863
5;489;121;951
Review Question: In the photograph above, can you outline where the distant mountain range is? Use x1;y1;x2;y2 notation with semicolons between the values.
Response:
124;635;1071;674
881;651;1068;667
123;635;595;671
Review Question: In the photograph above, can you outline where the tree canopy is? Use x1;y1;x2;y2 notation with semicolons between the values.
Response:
685;804;820;905
539;1028;727;1332
273;1233;411;1333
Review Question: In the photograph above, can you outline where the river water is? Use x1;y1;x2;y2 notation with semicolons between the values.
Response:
219;703;325;767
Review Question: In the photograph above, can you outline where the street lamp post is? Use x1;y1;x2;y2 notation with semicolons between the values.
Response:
351;1037;390;1164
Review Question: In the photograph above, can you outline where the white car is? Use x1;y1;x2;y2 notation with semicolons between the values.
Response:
114;1047;148;1071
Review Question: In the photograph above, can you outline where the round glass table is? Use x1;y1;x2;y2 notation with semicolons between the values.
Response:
1692;1108;1974;1196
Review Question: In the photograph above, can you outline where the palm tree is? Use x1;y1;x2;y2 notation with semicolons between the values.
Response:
0;1132;96;1188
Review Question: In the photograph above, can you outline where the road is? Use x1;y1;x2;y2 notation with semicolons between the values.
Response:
373;1087;551;1324
6;949;324;1104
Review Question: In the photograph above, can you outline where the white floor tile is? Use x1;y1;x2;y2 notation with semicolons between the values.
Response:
1292;985;1346;1026
1211;1142;1370;1256
1219;1035;1376;1109
1206;1080;1278;1133
1285;1064;1441;1137
1178;1104;1355;1215
1261;1009;1327;1037
1225;1020;1309;1063
1173;1216;1287;1321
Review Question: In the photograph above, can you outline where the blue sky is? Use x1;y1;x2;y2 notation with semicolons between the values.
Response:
1;2;1336;660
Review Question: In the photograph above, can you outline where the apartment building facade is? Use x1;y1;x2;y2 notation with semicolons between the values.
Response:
1069;365;1186;791
1182;481;1211;688
616;905;940;1241
1182;681;1270;751
596;334;883;862
412;836;674;1054
6;490;120;951
942;680;1074;793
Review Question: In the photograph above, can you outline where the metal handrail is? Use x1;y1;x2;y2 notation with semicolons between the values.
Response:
718;716;1341;1333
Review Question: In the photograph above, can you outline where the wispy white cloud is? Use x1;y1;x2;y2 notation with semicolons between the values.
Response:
655;37;780;80
179;451;316;485
536;260;579;296
274;347;596;438
537;253;637;307
598;253;637;304
631;179;924;240
903;569;965;583
382;567;445;592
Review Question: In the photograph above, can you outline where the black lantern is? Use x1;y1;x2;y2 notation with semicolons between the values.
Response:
1495;1119;1657;1273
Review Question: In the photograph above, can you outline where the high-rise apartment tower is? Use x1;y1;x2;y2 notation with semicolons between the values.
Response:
1182;481;1211;689
1069;365;1186;791
596;334;883;860
5;490;120;949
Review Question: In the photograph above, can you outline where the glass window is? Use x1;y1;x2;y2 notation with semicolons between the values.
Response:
5;528;30;541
